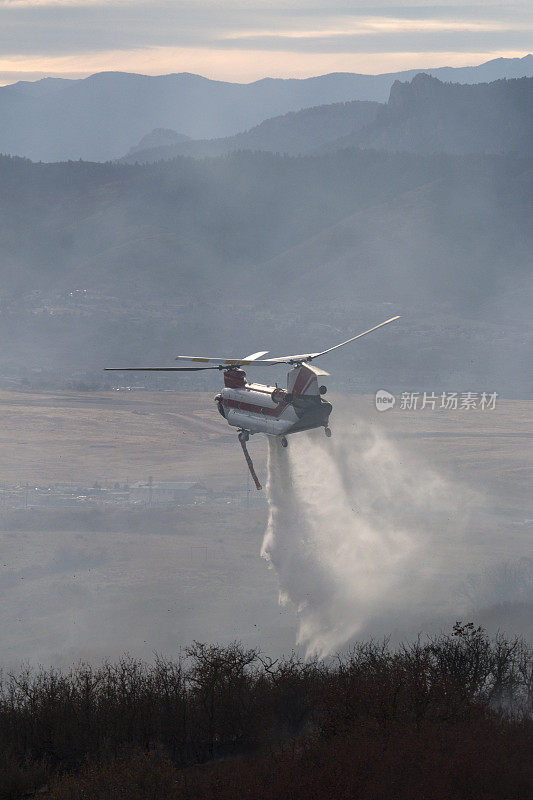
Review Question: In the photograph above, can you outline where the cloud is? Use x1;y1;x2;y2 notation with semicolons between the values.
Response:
0;1;531;80
215;31;533;55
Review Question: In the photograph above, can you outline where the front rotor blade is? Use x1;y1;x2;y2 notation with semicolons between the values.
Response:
175;355;276;367
176;356;247;365
105;366;221;372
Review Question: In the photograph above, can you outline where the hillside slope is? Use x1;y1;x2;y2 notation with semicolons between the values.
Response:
0;149;531;394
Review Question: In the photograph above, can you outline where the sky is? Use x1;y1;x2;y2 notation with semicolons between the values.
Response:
0;0;531;85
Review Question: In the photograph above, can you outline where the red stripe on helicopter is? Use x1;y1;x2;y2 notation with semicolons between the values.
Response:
222;398;289;417
291;369;315;397
222;367;315;417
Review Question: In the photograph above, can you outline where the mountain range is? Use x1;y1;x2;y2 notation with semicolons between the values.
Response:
123;74;533;163
0;55;532;162
0;62;532;395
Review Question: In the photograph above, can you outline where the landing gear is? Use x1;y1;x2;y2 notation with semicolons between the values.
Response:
280;436;288;448
324;427;332;438
238;430;250;443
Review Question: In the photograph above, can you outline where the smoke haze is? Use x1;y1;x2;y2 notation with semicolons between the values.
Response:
262;404;477;656
0;63;531;669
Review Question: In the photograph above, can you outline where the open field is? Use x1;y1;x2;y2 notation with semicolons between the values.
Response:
0;389;531;501
0;389;254;491
0;389;531;666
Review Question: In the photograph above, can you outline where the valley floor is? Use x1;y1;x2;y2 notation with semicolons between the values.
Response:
0;390;531;666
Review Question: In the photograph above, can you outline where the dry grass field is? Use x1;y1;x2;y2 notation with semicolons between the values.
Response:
0;389;531;667
0;389;254;490
0;389;531;502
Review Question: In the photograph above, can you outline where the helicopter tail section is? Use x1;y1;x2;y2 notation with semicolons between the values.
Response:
287;363;320;397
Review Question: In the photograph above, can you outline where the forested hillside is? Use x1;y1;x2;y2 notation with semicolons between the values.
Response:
0;146;531;394
334;74;533;154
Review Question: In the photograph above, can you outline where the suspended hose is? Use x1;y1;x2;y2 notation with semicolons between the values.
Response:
239;437;262;490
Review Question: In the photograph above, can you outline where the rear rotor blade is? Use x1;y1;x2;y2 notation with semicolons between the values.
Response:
255;315;401;364
305;363;330;376
311;316;400;359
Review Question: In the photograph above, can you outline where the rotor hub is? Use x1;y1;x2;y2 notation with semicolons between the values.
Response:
224;368;247;388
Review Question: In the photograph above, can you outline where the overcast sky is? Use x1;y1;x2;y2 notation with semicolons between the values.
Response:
0;0;531;85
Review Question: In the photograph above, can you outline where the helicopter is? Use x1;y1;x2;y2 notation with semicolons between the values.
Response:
105;315;400;489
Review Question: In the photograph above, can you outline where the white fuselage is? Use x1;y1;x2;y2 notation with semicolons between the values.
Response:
219;383;297;435
215;364;332;437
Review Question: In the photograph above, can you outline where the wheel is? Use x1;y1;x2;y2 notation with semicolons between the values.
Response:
238;430;249;443
280;436;288;448
324;427;332;438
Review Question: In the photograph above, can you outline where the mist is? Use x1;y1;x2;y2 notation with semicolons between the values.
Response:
262;405;478;656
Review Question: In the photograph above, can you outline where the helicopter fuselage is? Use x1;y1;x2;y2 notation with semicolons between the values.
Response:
215;363;332;438
104;314;400;489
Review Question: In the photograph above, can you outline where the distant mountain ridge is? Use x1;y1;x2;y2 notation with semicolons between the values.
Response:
126;128;190;156
123;73;533;163
328;74;533;155
121;101;381;163
0;55;532;161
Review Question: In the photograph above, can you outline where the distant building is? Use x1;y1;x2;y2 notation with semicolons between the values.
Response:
129;480;209;506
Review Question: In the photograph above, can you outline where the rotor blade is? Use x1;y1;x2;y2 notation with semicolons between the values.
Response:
175;355;263;366
175;354;274;367
312;316;400;358
105;366;221;372
259;353;319;364
257;316;401;364
305;363;330;377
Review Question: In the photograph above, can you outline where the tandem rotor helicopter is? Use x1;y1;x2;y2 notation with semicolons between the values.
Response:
106;315;400;490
